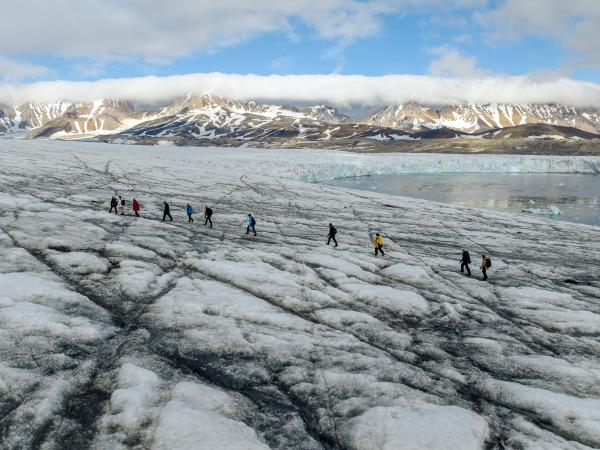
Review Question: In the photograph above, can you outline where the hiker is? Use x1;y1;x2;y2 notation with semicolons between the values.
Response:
117;196;125;215
481;254;491;281
132;198;141;217
204;206;213;228
246;213;256;236
373;232;384;256
109;196;118;214
460;250;471;276
163;202;173;221
327;223;338;247
186;204;194;223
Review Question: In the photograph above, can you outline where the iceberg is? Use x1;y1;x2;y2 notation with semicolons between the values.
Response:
521;205;563;216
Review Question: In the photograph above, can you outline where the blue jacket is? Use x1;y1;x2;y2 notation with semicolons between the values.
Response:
187;205;193;215
247;215;253;225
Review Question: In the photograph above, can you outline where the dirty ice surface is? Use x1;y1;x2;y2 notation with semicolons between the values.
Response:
1;140;600;449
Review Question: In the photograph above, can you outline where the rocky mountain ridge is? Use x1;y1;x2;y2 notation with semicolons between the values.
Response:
1;95;599;147
364;102;600;134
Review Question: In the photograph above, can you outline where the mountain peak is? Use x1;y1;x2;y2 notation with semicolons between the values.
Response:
302;105;351;123
364;102;600;133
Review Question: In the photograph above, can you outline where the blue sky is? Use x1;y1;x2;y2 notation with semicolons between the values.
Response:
2;1;600;106
1;0;599;82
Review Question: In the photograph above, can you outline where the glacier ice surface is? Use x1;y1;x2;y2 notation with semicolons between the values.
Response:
0;140;599;449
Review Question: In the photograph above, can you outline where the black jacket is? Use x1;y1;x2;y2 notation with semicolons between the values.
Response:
461;251;471;264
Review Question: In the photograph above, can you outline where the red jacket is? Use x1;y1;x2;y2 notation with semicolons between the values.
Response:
132;199;140;211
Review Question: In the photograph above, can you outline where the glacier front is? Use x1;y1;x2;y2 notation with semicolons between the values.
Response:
1;140;599;449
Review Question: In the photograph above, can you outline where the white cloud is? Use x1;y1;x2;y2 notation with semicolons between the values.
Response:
478;0;600;66
0;0;487;61
2;72;600;108
428;46;489;78
0;56;50;82
0;0;391;59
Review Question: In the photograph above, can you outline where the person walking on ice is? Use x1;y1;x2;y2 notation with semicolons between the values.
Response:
205;206;213;228
246;213;256;236
163;202;173;221
373;232;384;256
117;196;125;215
460;250;471;276
327;223;338;247
186;204;194;223
109;196;118;214
132;198;141;217
481;254;491;281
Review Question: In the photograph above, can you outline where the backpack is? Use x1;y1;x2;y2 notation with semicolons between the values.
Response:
121;199;125;206
485;258;492;268
331;227;337;235
251;216;256;226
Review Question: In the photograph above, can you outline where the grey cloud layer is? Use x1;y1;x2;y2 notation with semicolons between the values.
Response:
2;73;600;107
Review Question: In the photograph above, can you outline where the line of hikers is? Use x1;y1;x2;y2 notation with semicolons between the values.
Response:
111;196;214;227
110;196;491;281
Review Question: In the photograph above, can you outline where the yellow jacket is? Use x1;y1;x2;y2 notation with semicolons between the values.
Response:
374;235;383;248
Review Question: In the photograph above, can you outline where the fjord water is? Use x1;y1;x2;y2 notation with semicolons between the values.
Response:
324;173;600;226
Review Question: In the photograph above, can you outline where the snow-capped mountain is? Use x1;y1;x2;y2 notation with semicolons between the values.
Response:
29;100;143;138
18;102;73;128
115;97;600;145
364;103;600;134
1;100;139;136
363;102;440;130
0;102;72;132
1;95;600;146
301;105;352;123
0;104;14;133
119;94;387;143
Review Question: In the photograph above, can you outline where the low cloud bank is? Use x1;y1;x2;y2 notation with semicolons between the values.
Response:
1;72;600;107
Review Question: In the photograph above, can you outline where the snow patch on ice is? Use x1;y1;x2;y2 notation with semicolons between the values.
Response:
479;379;600;448
380;263;431;282
48;251;110;274
344;404;488;450
342;283;429;316
152;382;270;450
